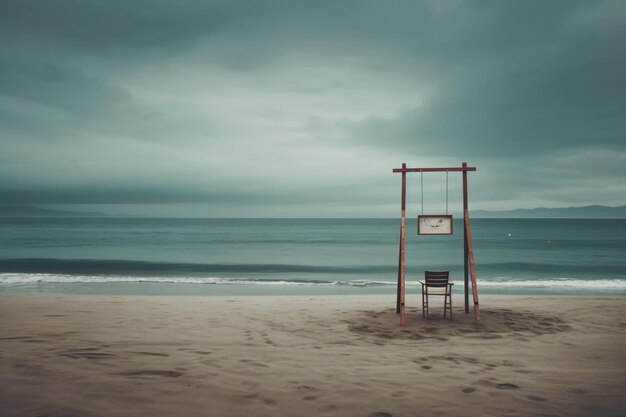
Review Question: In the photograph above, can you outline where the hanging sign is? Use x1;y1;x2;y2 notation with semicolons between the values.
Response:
418;215;453;235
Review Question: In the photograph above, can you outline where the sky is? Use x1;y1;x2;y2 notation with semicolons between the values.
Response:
0;0;625;217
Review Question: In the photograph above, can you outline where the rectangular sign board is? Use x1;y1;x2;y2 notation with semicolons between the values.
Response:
418;215;453;235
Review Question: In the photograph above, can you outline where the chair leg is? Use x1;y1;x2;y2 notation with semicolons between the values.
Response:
443;294;447;318
449;293;453;320
424;293;429;320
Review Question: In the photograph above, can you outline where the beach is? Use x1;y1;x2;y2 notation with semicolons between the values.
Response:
1;293;624;417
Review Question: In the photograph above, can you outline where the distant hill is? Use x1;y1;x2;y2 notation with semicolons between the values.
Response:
471;205;626;218
0;205;106;217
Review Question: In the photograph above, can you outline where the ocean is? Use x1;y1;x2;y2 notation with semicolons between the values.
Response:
0;218;624;296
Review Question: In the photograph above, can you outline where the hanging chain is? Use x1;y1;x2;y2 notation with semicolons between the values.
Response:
420;171;424;215
446;170;449;215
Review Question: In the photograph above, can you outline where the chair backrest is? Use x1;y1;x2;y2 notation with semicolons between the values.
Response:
424;270;450;287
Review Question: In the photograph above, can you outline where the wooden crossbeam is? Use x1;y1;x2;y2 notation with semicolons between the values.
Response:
392;166;476;173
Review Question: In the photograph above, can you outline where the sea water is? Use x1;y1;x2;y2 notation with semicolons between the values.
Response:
0;218;624;295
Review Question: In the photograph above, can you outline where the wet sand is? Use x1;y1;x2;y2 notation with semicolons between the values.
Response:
0;293;624;417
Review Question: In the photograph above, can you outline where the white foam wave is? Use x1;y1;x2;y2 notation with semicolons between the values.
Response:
470;278;626;289
0;273;332;286
0;273;625;289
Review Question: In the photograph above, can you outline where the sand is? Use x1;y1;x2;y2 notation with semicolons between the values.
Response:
0;293;624;417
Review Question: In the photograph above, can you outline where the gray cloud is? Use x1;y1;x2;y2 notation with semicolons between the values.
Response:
347;1;626;157
0;0;624;216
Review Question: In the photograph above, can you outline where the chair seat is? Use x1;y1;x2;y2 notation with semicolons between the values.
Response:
421;286;451;295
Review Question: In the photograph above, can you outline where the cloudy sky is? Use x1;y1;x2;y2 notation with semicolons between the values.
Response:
1;0;624;217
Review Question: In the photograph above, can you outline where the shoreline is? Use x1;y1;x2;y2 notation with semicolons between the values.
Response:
1;293;625;416
2;289;626;298
2;281;625;297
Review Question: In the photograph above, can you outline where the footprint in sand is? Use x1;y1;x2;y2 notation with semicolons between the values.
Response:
129;351;170;357
240;359;270;368
60;352;117;360
569;388;589;394
462;388;476;393
120;370;183;378
496;383;519;390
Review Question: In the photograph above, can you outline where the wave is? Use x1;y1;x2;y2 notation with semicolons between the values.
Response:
1;273;625;289
0;258;394;275
2;259;625;277
473;278;626;289
0;273;391;287
1;259;625;291
477;262;626;274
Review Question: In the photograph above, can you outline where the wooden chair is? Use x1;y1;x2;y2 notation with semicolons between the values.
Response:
420;270;453;320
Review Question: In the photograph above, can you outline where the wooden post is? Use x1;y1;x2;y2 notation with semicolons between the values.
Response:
462;162;469;313
399;163;407;326
464;209;481;325
396;225;402;314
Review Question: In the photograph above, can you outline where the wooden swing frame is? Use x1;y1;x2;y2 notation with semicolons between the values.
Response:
392;162;480;325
